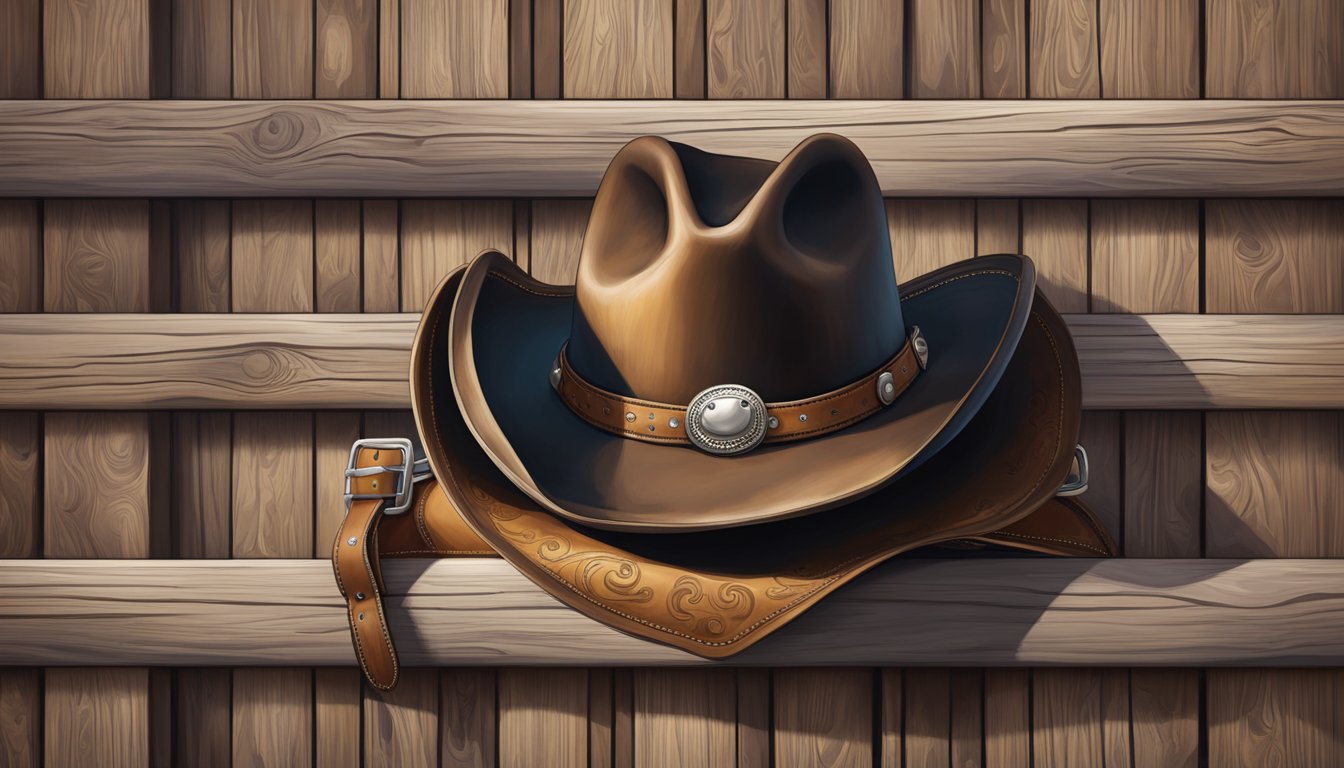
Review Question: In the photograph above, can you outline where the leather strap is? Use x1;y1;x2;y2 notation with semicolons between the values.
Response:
554;329;926;447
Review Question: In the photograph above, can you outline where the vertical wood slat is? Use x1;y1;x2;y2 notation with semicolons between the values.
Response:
233;0;313;98
315;669;361;768
1206;200;1344;314
529;200;592;285
633;670;735;767
231;412;314;559
1032;669;1102;765
45;669;148;767
984;669;1030;766
786;0;826;99
499;670;587;768
400;201;513;310
676;0;708;98
1098;0;1198;98
774;669;872;768
1206;0;1344;98
366;670;439;768
564;0;673;98
176;668;231;767
533;0;564;98
1021;199;1089;313
0;202;41;313
231;200;315;313
1207;670;1344;766
707;0;785;98
0;669;41;768
173;0;232;97
589;669;613;768
362;200;400;312
233;669;313;767
736;669;770;768
44;0;150;98
0;411;40;559
317;0;377;98
1029;0;1099;97
378;0;400;97
1;0;41;98
981;0;1025;97
829;0;902;98
904;669;950;767
316;201;362;312
908;0;979;97
442;669;497;768
177;200;232;313
44;201;152;313
402;0;508;97
879;670;901;768
886;200;975;282
1131;669;1199;768
509;0;533;98
1090;200;1199;314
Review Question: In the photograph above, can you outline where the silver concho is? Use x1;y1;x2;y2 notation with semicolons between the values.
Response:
910;326;929;370
684;385;768;456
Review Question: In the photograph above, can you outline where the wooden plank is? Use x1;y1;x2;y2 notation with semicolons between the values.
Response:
981;0;1025;97
706;0;784;98
6;558;1344;666
529;200;592;285
949;669;982;766
232;412;314;558
786;0;827;99
736;669;770;768
317;0;377;98
401;200;513;310
177;668;231;767
45;668;147;766
509;0;532;98
378;0;399;97
314;412;359;557
442;669;497;768
886;199;975;282
315;668;360;768
774;669;871;767
4;313;1341;410
44;201;150;312
1100;668;1132;765
316;200;362;312
878;670;901;767
0;202;40;313
43;413;150;558
1029;0;1099;97
562;0;674;98
0;0;40;98
0;412;40;558
1022;199;1088;313
233;0;313;97
173;0;232;97
1033;669;1102;764
533;0;564;99
1206;200;1344;313
233;669;312;767
829;0;902;98
1131;669;1198;767
1079;412;1123;561
633;670;735;767
402;0;507;97
44;0;149;97
1098;0;1198;98
1207;411;1344;558
1206;0;1344;98
0;669;40;768
366;669;438;768
231;200;315;312
1125;412;1202;557
173;412;232;558
977;199;1021;255
499;669;587;768
676;0;707;98
1207;669;1344;765
904;669;950;767
589;669;613;768
984;669;1030;766
6;100;1344;198
909;0;978;97
1091;199;1199;313
177;200;232;313
362;200;401;312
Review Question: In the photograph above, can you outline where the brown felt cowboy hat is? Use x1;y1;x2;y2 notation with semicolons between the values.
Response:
436;134;1038;531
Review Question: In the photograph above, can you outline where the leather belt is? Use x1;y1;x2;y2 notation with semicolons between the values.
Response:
554;327;927;452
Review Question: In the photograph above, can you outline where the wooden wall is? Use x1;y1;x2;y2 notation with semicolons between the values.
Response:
1;0;1342;765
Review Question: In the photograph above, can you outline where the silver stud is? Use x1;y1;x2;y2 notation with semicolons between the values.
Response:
740;400;750;408
768;416;779;429
549;365;562;391
648;412;655;420
647;425;656;432
625;412;636;423
911;326;929;370
358;612;365;621
707;402;716;410
877;372;897;406
799;414;809;423
347;536;358;546
669;417;681;429
355;592;365;600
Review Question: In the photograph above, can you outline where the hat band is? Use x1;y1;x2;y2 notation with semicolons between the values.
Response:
550;328;928;456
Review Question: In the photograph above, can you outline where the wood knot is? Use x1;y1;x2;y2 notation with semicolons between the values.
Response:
253;111;304;155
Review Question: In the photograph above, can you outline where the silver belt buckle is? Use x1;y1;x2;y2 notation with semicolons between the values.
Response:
1056;444;1089;497
344;437;432;515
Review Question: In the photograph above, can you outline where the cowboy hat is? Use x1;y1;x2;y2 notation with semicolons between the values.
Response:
441;134;1036;532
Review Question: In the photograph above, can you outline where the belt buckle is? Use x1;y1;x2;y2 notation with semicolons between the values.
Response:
345;437;430;516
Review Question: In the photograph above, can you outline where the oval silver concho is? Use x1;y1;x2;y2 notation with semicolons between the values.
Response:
684;385;768;456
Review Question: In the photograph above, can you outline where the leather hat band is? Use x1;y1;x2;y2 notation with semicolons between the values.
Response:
552;328;928;455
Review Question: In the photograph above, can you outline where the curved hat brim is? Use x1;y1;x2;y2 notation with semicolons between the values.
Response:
447;251;1035;532
411;265;1079;657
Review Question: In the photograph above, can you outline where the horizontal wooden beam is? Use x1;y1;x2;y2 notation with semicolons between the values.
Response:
1;314;1339;410
2;100;1342;197
3;558;1340;667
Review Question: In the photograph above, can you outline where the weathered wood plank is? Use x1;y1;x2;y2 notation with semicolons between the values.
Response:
1206;200;1344;313
1091;199;1199;313
633;670;735;767
563;0;672;98
173;0;232;97
402;0;507;97
4;558;1343;667
1021;199;1089;313
908;0;978;98
904;668;950;767
1206;0;1344;98
44;413;151;558
984;669;1030;766
2;313;1339;410
499;670;587;768
1098;0;1198;98
317;0;376;98
400;200;513;311
1131;669;1199;767
0;669;40;768
441;669;497;768
0;201;41;313
828;0;902;98
44;201;151;313
45;668;148;766
786;0;826;98
707;0;785;98
981;0;1025;98
1207;669;1344;765
775;669;871;768
233;0;313;98
1029;0;1099;97
5;100;1343;197
1124;412;1202;558
0;412;40;558
315;200;362;312
44;0;150;98
365;669;438;768
231;200;315;313
233;668;312;767
736;669;770;768
1;0;40;98
177;200;232;313
232;412;314;559
315;668;360;768
177;668;231;767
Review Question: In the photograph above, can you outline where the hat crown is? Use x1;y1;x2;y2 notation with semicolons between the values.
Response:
568;134;906;404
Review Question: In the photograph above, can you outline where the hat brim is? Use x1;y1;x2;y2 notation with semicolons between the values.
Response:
447;251;1035;532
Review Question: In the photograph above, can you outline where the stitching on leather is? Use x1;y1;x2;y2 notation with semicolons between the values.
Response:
899;269;1016;301
985;531;1109;556
382;548;496;556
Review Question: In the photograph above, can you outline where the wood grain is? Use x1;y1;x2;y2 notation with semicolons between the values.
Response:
365;669;438;768
314;412;359;557
904;668;950;767
1099;0;1198;98
173;0;230;97
774;669;871;768
786;0;826;98
233;0;313;97
232;200;315;312
499;670;587;768
0;669;40;768
1091;200;1199;313
44;0;149;97
530;200;592;285
909;0;979;97
177;200;232;312
317;0;376;98
1022;200;1089;312
878;669;901;767
45;668;147;766
676;0;708;98
402;0;507;97
1125;412;1202;558
1131;669;1198;767
1207;669;1344;765
316;201;362;312
233;668;312;767
1206;411;1344;558
0;412;40;558
1;0;40;98
5;558;1344;666
176;668;231;767
0;202;40;313
173;412;232;559
984;669;1030;766
1206;0;1344;97
44;201;150;313
885;200;975;282
706;0;784;98
1206;200;1344;313
43;413;150;559
363;200;401;312
5;100;1344;197
533;0;563;98
633;670;735;766
1033;669;1102;764
736;669;770;768
1079;412;1123;557
564;0;672;97
589;669;612;768
981;0;1025;97
829;0;902;98
378;0;399;97
401;201;512;310
976;198;1021;254
232;412;314;559
1029;0;1098;97
442;669;497;768
315;668;360;768
5;313;1341;410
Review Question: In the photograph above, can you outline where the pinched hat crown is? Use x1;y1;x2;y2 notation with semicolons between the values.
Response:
566;134;906;404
